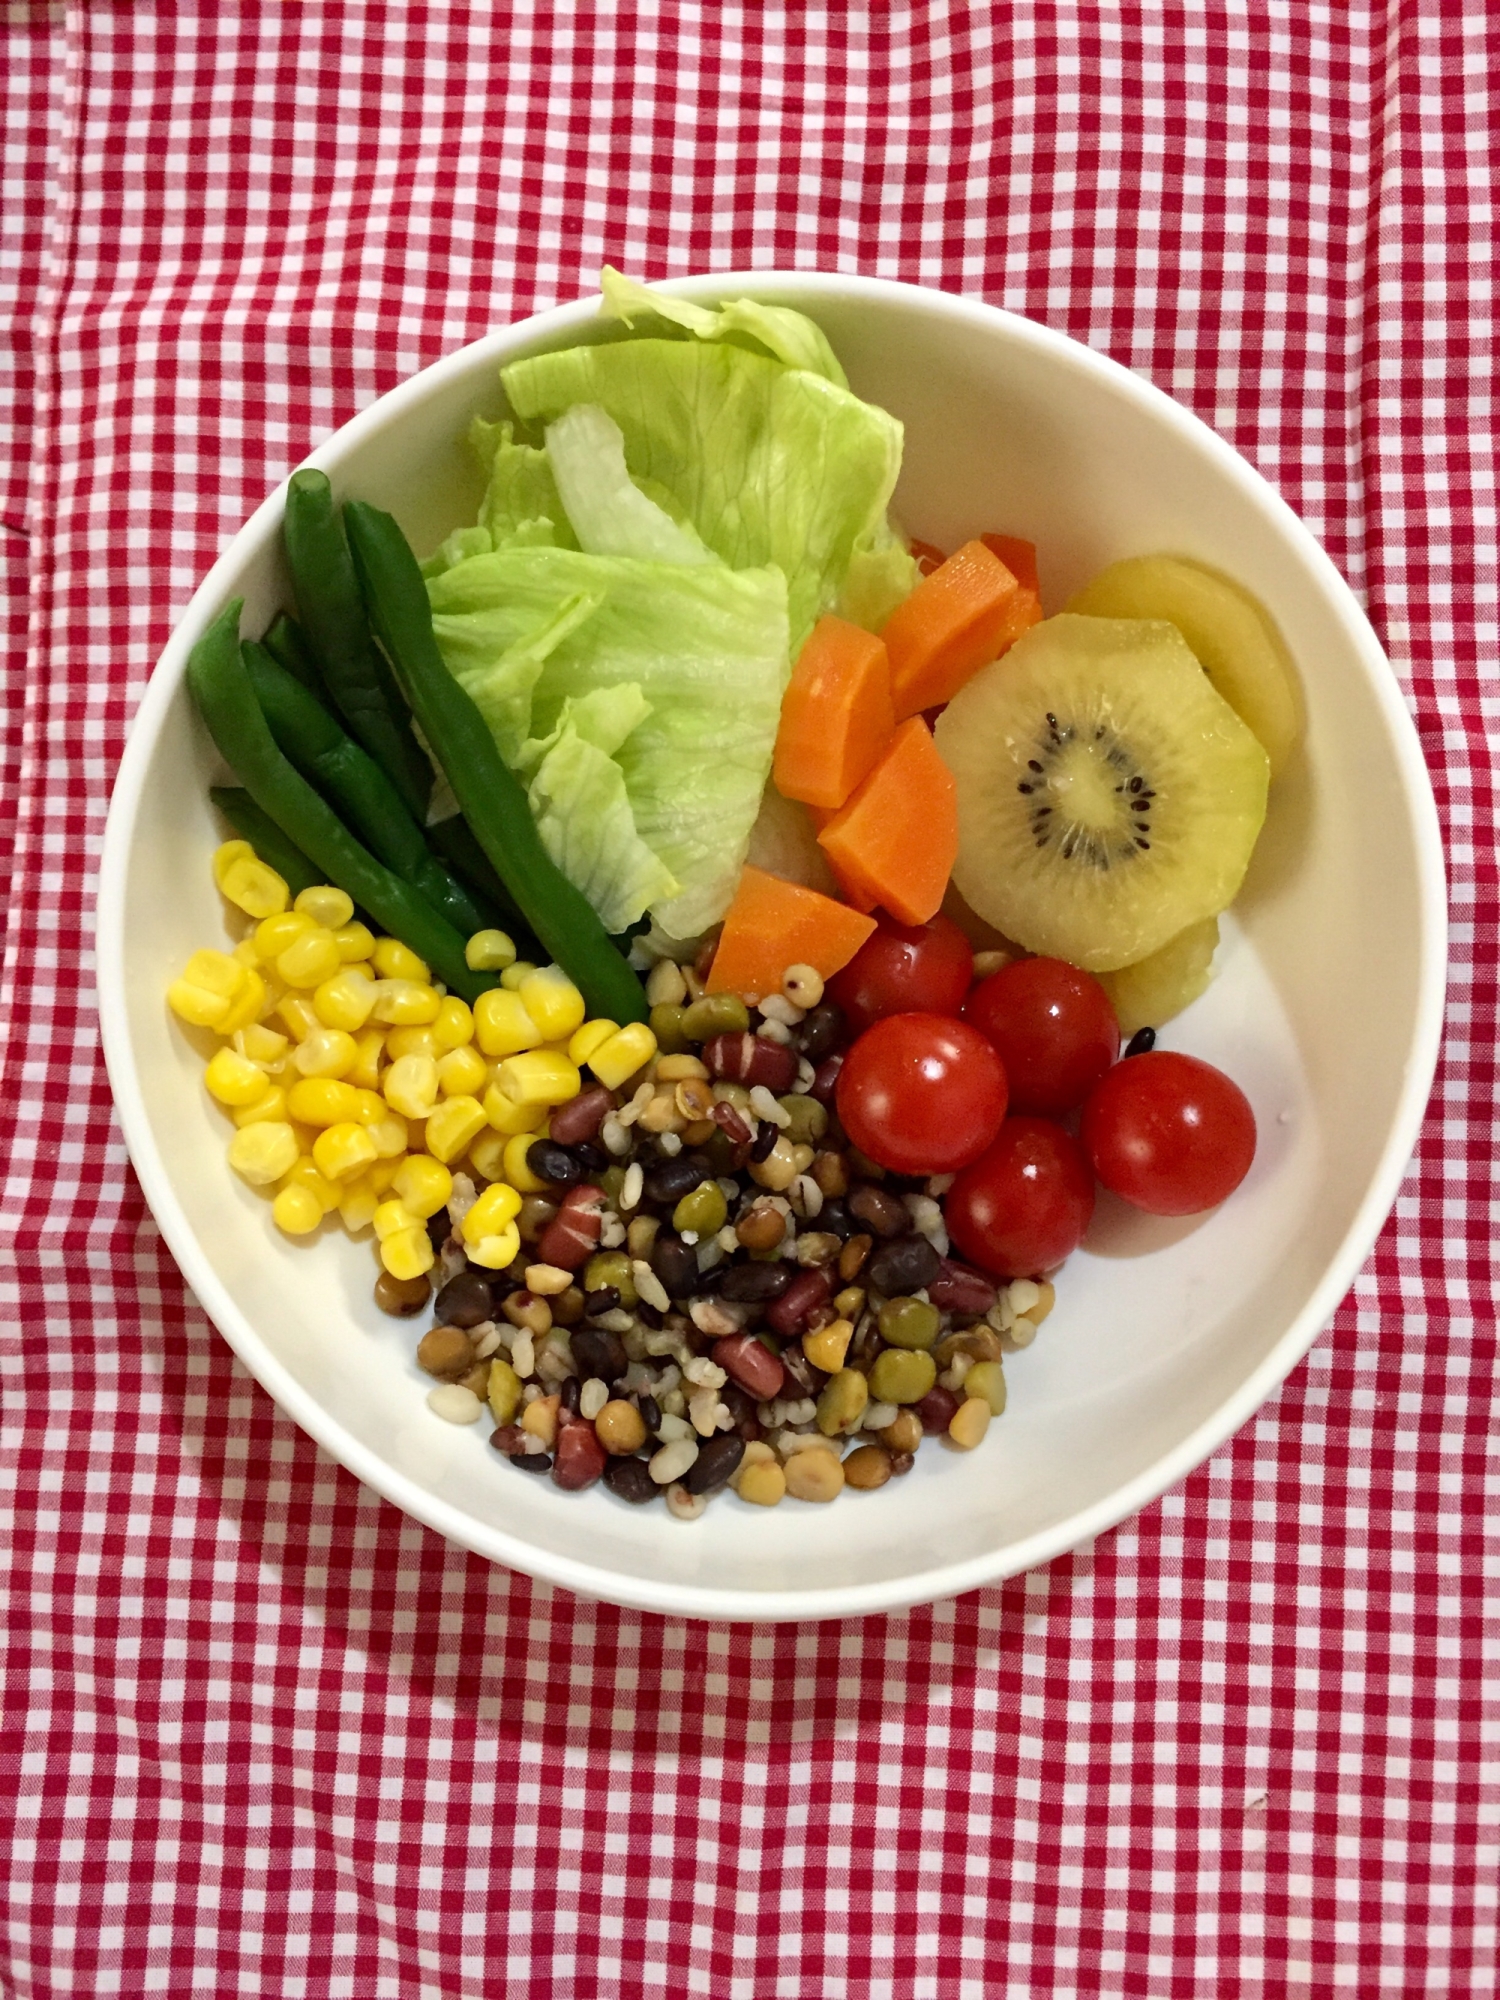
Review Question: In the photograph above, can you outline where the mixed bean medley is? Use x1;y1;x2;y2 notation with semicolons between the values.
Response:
171;850;1052;1517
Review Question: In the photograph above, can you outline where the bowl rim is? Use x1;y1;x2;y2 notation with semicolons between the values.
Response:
97;271;1448;1622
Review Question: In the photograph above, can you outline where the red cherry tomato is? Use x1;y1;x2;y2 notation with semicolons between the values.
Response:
965;956;1120;1115
828;915;974;1036
1081;1051;1256;1216
945;1117;1096;1278
836;1013;1008;1175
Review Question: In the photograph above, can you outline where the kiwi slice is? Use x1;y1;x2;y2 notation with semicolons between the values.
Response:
1099;916;1220;1036
934;615;1269;972
1065;554;1302;776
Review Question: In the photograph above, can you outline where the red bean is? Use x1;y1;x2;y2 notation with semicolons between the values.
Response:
927;1258;999;1317
552;1419;608;1490
547;1085;615;1146
809;1053;845;1105
916;1385;961;1435
535;1184;605;1270
712;1333;785;1401
701;1032;798;1092
765;1266;833;1338
711;1099;754;1147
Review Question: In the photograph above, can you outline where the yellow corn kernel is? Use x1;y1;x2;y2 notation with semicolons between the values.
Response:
205;1047;275;1108
220;855;290;921
231;1086;288;1128
374;1197;418;1241
517;964;586;1042
393;1154;453;1220
312;1120;379;1183
482;1079;547;1135
337;1175;381;1233
232;936;264;970
276;925;343;989
372;937;429;983
568;1018;618;1068
282;1154;342;1214
500;960;538;992
273;1183;325;1235
365;1153;405;1195
433;996;474;1051
256;910;314;960
424;1094;488;1164
436;1044;487;1097
473;987;542;1058
366;1113;409;1159
293;1027;358;1079
466;1220;520;1271
166;948;248;1029
233;1021;289;1067
493;1049;580;1108
380;1226;435;1282
467;1129;508;1181
587;1021;658;1090
255;973;288;1021
384;1024;439;1062
217;966;267;1035
465;928;516;972
368;979;441;1026
334;921;376;963
226;1121;300;1187
462;1182;523;1269
347;1028;385;1091
294;884;354;930
312;968;377;1033
502;1131;548;1194
285;1077;362;1128
383;1053;439;1121
350;1088;390;1128
275;992;321;1043
212;839;254;888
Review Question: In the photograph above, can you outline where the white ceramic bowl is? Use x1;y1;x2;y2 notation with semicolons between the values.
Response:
98;275;1446;1622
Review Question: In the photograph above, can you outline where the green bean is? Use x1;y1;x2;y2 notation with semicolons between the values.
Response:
426;811;531;939
260;612;322;695
282;468;434;822
208;787;321;895
343;502;649;1025
188;601;490;1003
241;641;495;939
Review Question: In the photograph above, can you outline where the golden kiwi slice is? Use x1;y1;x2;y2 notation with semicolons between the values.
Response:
1099;916;1220;1036
934;616;1269;973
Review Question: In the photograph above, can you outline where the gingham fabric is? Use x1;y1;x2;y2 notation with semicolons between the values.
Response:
1;4;1492;1994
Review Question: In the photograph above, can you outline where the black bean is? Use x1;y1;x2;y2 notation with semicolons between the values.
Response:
511;1451;553;1474
635;1300;663;1330
719;1261;794;1304
572;1142;609;1174
797;1002;845;1063
637;1394;662;1435
604;1456;659;1504
1125;1026;1156;1057
572;1324;628;1384
650;1231;699;1300
684;1433;745;1495
848;1184;910;1238
866;1233;943;1296
750;1120;779;1163
815;1198;856;1242
583;1286;621;1317
642;1155;710;1206
526;1139;581;1186
433;1268;495;1329
425;1212;453;1254
559;1375;581;1415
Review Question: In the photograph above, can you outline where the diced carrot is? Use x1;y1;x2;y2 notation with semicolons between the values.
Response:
909;538;947;576
881;539;1025;719
816;718;958;925
979;532;1045;648
706;865;877;1000
773;616;897;811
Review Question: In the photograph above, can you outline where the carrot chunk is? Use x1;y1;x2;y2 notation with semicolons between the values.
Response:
881;539;1024;719
773;616;897;810
707;866;877;1000
979;532;1045;647
816;717;958;925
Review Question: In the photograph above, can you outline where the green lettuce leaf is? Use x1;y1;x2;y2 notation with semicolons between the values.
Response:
469;417;577;550
500;332;917;649
599;266;849;387
543;403;718;565
429;546;790;934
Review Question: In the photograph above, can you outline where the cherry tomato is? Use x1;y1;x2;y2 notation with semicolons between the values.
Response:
829;915;974;1036
965;956;1119;1116
945;1117;1096;1278
1081;1050;1256;1216
836;1013;1008;1175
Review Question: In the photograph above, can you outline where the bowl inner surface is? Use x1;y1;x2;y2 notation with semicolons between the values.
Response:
100;277;1445;1620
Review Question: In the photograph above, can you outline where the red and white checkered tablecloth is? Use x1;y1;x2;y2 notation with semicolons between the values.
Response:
2;3;1494;1993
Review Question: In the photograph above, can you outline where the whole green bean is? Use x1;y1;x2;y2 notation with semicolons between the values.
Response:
188;600;491;1004
426;811;532;941
209;787;322;895
343;502;649;1024
283;468;434;823
242;641;495;939
260;612;322;695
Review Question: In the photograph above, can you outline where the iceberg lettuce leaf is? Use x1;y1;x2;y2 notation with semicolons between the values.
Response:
599;266;849;387
543;404;718;565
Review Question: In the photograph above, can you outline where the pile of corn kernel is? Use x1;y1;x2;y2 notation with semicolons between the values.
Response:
167;841;657;1282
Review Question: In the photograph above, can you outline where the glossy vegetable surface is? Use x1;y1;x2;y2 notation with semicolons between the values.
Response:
1081;1050;1256;1215
836;1012;1008;1175
965;956;1120;1115
946;1117;1096;1277
828;915;973;1035
817;717;958;924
